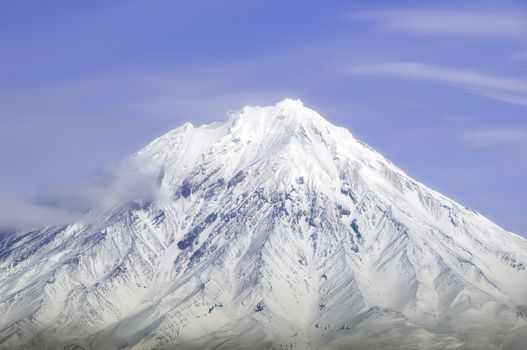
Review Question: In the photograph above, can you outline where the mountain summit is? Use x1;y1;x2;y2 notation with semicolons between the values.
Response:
1;100;526;350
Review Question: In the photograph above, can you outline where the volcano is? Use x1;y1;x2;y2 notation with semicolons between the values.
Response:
1;99;526;350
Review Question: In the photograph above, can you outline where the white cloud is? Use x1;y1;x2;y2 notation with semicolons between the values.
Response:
469;89;527;106
461;128;527;147
352;9;527;38
513;49;527;59
0;201;81;231
349;62;527;93
348;62;527;106
0;158;160;231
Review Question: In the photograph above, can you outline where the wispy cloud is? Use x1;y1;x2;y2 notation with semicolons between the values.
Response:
352;9;527;38
512;49;527;59
470;89;527;106
0;201;81;232
462;128;527;147
0;158;161;231
348;62;527;106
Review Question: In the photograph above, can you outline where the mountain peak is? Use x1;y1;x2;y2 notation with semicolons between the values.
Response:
230;98;331;135
241;98;304;114
137;99;351;189
274;97;304;109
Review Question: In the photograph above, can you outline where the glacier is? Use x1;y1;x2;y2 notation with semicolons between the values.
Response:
0;99;526;350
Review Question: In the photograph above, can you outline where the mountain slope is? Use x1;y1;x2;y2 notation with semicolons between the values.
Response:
1;99;526;350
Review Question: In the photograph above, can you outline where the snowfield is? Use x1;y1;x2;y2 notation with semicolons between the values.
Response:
0;99;526;349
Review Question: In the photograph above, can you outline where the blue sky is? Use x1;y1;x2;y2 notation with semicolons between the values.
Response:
1;0;526;235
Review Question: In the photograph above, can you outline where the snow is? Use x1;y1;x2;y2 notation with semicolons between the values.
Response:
0;99;526;350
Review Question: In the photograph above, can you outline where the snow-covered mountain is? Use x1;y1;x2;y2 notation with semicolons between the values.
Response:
1;99;526;350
